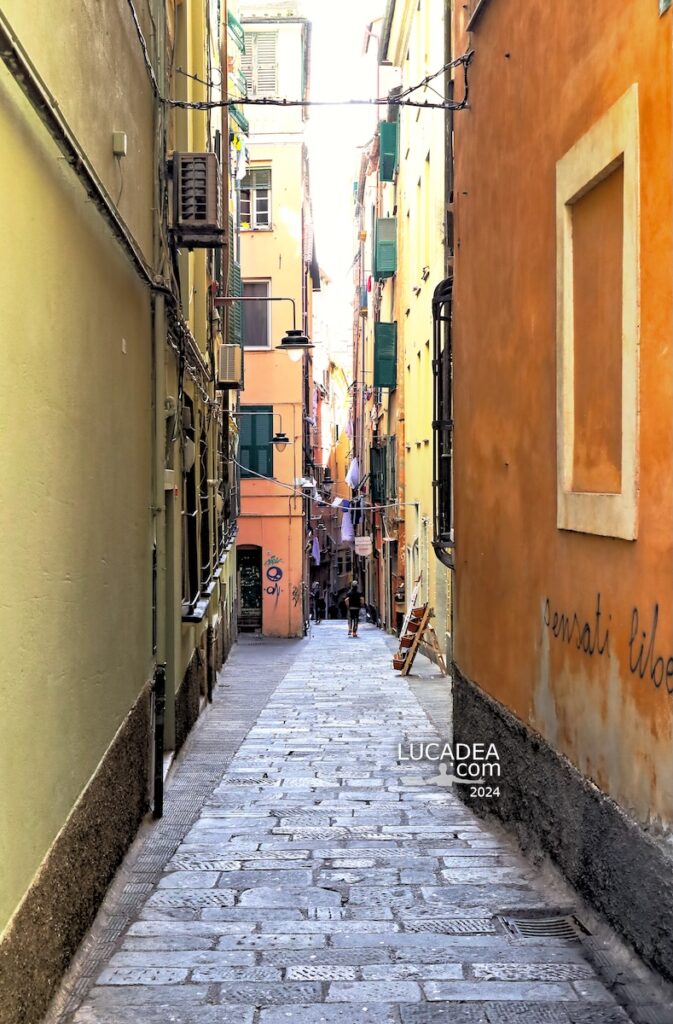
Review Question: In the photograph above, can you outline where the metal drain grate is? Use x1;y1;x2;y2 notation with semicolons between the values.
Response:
500;913;588;940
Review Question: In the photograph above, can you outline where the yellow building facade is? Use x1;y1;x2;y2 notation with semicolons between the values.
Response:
0;2;238;1019
353;0;451;649
381;0;452;656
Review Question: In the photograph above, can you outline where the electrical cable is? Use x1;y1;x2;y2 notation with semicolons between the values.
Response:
233;459;417;513
125;0;473;113
125;0;160;96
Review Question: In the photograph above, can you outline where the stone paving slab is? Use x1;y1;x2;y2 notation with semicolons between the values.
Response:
52;624;673;1023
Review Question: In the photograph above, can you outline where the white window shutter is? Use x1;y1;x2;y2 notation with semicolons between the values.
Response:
255;32;277;97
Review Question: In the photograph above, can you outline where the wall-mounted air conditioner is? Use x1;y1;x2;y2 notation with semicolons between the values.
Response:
171;152;224;248
217;344;243;389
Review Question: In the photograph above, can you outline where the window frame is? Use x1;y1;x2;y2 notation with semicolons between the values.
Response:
239;405;274;480
431;277;455;569
555;84;640;541
239;167;272;231
242;279;271;348
241;30;278;99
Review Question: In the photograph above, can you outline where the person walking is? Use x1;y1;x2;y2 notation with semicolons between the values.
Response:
345;580;364;637
310;580;320;621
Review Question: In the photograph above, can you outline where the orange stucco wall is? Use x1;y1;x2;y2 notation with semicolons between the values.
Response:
239;352;305;638
452;3;673;826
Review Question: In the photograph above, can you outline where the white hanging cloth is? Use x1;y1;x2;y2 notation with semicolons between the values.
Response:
345;457;360;489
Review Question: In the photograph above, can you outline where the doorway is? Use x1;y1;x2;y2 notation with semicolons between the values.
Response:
237;545;263;632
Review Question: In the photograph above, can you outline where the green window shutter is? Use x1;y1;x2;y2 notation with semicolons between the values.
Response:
231;261;242;345
374;322;397;389
373;217;397;280
227;213;243;347
386;435;396;498
240;406;273;478
230;104;250;135
370;446;383;504
379;121;398;182
227;9;246;53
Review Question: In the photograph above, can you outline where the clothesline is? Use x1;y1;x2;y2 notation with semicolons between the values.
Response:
232;459;419;513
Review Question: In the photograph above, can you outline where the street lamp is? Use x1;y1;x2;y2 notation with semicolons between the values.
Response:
271;431;290;452
234;411;292;452
214;294;314;359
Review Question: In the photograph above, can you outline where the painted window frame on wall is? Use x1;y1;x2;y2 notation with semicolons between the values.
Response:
555;84;640;541
239;405;274;479
242;279;271;347
240;167;272;231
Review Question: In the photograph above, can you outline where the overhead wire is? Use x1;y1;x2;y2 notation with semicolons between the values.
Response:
233;459;417;514
125;0;473;113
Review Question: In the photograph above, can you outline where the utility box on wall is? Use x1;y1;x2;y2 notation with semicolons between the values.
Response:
171;152;225;248
217;344;243;389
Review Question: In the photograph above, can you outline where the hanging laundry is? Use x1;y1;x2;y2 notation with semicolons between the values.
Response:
311;536;321;565
345;457;360;489
341;509;355;543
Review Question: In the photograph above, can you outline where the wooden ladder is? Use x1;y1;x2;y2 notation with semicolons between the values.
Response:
395;605;448;676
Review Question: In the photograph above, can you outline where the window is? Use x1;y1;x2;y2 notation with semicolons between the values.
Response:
240;405;273;478
432;278;454;568
371;437;395;504
373;217;397;279
199;426;211;590
556;85;639;540
379;120;399;183
374;321;397;389
240;167;271;230
337;551;352;577
241;31;278;97
182;396;199;614
242;280;270;347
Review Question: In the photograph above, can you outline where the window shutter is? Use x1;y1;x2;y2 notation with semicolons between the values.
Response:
373;217;397;280
374;322;397;389
379;121;398;182
240;406;273;477
241;35;253;92
227;216;243;347
370;446;384;504
255;32;278;97
227;9;246;53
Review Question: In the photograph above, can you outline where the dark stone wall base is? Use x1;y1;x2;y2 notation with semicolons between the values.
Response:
0;682;152;1024
175;646;204;754
452;664;673;982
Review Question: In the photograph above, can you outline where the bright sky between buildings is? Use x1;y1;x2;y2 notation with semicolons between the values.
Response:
303;1;386;286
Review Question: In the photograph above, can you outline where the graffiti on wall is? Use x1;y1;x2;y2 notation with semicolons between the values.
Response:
543;593;673;696
543;593;610;658
265;554;283;605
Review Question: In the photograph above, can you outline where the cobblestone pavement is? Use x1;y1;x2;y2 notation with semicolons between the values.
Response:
53;624;673;1024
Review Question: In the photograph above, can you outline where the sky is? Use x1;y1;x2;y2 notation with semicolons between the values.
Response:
302;1;387;355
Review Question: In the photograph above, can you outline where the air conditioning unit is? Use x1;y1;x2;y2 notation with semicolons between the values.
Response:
171;152;225;248
217;344;243;389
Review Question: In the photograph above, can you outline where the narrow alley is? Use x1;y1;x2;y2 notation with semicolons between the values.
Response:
46;628;671;1024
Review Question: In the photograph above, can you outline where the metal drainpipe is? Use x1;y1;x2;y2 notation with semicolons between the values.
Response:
151;0;168;819
206;623;214;703
152;292;168;818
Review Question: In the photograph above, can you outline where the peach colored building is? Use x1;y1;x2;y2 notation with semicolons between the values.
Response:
236;3;318;637
449;0;673;978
